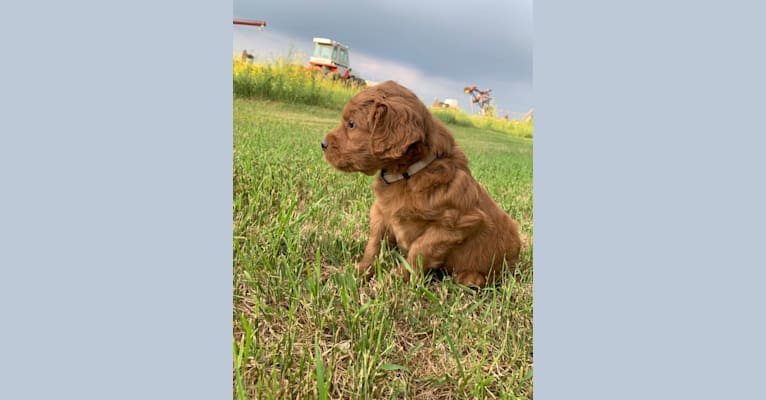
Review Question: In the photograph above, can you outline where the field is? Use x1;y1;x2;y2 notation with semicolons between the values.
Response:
233;58;533;139
233;57;533;399
233;93;533;397
233;58;363;110
429;108;533;139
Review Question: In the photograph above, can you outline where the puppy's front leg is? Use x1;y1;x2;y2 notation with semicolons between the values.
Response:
356;203;387;278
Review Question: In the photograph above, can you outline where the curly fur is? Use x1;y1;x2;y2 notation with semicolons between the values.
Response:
322;81;521;288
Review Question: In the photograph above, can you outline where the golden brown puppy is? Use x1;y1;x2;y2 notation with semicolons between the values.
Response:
321;81;521;288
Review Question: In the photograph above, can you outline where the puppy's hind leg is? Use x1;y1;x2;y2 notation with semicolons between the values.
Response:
398;227;463;282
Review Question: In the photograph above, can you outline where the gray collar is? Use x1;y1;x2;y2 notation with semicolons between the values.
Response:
380;154;437;184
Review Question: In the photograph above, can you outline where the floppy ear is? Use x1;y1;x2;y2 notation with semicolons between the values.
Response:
368;98;426;159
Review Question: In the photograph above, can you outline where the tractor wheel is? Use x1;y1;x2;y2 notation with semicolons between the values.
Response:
350;76;365;87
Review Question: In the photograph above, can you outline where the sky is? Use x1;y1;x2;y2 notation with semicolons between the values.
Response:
233;0;532;117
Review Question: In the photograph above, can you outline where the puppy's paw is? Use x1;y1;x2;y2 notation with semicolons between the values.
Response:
356;261;374;280
454;271;486;289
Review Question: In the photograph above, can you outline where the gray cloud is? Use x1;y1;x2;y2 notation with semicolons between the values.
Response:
234;0;532;115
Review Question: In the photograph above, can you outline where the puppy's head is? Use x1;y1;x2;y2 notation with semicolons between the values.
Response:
322;81;427;175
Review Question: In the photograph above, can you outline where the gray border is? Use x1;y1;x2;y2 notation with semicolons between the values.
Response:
0;1;231;399
535;0;766;398
3;0;766;398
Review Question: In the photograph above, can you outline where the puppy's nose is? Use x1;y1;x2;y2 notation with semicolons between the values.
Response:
321;140;328;151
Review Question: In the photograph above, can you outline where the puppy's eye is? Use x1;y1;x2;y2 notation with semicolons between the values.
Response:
347;120;356;129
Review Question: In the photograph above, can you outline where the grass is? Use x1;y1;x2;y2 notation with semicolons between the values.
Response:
234;57;365;110
233;96;533;399
233;55;531;140
430;107;534;139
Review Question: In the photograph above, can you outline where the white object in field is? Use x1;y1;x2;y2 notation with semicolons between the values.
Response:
310;37;351;76
444;99;458;109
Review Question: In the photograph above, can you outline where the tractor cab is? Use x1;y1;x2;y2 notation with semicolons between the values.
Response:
309;38;350;76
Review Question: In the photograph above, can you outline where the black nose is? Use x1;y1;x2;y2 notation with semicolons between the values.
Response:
321;140;328;151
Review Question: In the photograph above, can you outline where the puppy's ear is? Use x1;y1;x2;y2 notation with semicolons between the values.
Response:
368;98;425;159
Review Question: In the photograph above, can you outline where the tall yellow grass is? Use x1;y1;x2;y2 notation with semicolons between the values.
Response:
233;55;364;109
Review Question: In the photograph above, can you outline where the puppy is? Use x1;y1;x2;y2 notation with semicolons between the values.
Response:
321;81;521;288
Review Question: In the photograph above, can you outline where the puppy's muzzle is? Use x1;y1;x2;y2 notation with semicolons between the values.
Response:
321;140;328;152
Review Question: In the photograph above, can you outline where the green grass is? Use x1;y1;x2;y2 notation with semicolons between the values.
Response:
233;98;533;399
430;107;534;139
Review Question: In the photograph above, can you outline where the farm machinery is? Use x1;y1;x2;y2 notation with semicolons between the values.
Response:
233;19;266;28
432;98;459;109
233;19;266;62
233;20;366;87
464;85;494;116
309;37;366;86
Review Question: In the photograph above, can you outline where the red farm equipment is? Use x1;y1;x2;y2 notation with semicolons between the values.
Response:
233;19;267;29
464;86;495;116
309;37;366;86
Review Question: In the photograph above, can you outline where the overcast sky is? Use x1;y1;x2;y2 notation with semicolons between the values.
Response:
233;0;532;117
